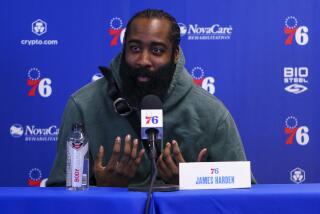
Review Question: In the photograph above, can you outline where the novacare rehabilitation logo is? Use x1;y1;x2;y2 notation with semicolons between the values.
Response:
179;22;233;41
10;124;59;142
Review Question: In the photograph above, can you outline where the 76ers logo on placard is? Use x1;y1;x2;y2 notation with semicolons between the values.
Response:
108;17;126;46
27;68;52;97
284;16;309;46
191;66;215;95
285;116;309;146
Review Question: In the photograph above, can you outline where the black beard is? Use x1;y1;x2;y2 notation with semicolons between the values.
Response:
119;56;176;108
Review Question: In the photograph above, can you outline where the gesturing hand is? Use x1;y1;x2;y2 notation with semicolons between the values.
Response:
93;135;145;187
157;140;207;185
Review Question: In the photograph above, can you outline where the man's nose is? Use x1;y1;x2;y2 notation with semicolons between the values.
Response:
137;50;152;68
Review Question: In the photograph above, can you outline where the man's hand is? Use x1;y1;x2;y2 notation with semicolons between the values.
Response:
157;140;207;185
93;135;145;187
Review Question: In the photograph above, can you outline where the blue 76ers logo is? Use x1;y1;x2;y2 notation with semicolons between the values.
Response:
145;116;159;125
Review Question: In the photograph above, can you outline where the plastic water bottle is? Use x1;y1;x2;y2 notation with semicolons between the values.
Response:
66;123;89;190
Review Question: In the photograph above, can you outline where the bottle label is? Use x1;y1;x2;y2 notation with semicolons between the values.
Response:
67;141;88;188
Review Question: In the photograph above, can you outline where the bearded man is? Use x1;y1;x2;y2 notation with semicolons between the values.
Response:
47;9;255;187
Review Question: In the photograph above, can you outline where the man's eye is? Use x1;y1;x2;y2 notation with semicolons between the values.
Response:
130;46;140;52
152;47;164;55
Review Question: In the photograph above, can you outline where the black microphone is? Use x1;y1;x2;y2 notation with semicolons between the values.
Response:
140;95;163;214
140;94;163;160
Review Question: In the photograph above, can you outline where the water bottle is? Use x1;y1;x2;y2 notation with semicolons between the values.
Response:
66;123;89;190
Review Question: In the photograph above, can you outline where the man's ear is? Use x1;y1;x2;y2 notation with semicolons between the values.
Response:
174;47;180;64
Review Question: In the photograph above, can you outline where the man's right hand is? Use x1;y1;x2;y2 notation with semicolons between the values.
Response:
93;135;145;187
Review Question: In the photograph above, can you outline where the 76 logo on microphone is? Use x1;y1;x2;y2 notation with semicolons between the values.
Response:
141;110;163;128
285;116;310;146
145;116;159;125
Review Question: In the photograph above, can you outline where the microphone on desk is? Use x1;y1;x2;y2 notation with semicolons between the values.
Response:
140;94;163;214
130;95;178;213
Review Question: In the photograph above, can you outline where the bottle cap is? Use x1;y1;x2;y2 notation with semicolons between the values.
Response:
72;123;85;132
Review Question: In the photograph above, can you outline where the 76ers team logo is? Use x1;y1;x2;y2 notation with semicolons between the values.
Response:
28;168;42;186
27;68;53;97
285;116;309;146
284;16;309;46
191;66;215;95
108;17;126;46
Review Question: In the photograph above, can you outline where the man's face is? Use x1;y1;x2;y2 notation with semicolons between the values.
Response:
120;17;179;106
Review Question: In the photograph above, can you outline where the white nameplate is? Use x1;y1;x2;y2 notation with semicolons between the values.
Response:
179;161;251;190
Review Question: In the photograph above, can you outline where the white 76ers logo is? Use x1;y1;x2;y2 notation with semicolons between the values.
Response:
284;16;309;46
27;68;52;97
191;66;215;95
285;116;309;146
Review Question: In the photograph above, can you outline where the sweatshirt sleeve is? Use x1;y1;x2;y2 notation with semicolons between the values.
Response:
46;97;83;187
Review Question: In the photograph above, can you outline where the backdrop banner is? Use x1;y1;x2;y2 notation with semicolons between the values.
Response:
0;0;319;186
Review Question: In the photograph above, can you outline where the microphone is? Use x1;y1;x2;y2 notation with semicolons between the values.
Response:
140;94;163;160
129;94;177;204
140;95;163;214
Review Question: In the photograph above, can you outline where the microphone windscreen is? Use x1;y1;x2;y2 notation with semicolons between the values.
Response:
141;94;163;109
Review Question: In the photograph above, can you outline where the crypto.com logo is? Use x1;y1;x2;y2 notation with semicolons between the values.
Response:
284;16;309;46
108;17;126;46
32;19;47;36
290;167;305;184
191;66;215;95
285;116;309;146
283;67;308;94
27;68;53;97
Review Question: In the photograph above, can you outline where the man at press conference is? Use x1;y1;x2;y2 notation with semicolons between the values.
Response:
47;9;255;187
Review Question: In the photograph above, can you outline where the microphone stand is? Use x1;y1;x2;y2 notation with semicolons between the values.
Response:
144;138;158;214
129;130;179;213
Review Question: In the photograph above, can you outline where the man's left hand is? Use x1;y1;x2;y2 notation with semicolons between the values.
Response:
157;140;207;184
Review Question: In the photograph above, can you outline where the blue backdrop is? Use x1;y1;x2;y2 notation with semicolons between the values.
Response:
1;0;319;186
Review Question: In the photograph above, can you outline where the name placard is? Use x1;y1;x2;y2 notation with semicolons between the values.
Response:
179;161;251;190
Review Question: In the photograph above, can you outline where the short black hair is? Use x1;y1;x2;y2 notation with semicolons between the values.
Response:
124;9;181;51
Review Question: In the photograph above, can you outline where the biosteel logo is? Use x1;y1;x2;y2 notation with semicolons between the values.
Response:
108;17;126;46
191;66;215;95
283;66;308;94
10;124;59;142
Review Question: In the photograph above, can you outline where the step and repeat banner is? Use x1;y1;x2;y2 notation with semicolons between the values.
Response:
0;0;319;186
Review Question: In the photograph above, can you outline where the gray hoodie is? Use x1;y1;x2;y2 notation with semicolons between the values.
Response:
47;50;254;186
